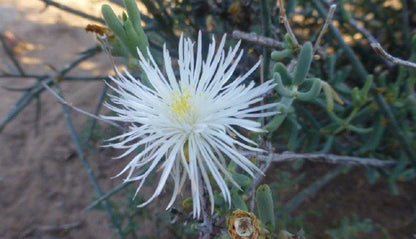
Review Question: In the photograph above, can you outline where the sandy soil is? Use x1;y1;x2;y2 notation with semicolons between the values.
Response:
0;1;131;238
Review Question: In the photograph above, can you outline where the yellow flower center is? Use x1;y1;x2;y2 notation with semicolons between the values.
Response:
170;90;194;119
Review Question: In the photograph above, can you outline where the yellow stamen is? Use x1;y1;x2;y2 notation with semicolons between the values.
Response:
170;90;194;119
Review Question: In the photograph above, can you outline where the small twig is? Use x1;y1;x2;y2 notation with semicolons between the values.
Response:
37;222;82;232
0;33;25;75
0;45;101;133
0;79;48;133
0;73;48;79
41;81;123;130
0;73;110;81
54;82;124;237
278;0;299;48
348;18;393;67
242;151;397;167
1;85;35;91
39;0;105;24
348;19;379;48
84;181;132;211
313;4;336;53
371;43;416;69
347;17;396;68
232;30;283;49
62;75;109;81
198;170;213;239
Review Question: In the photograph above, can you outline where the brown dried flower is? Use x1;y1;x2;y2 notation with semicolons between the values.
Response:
228;209;261;239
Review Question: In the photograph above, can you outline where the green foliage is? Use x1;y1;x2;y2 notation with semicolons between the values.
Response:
93;0;416;235
256;184;276;231
325;214;389;239
101;0;149;59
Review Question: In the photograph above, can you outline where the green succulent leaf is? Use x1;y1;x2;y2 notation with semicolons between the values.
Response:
256;184;276;232
294;42;313;85
274;73;294;97
297;78;322;101
273;63;293;85
271;49;294;61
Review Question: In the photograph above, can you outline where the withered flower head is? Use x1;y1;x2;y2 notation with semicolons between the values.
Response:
228;209;261;239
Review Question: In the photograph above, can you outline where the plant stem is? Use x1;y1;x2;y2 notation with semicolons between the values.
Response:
242;151;397;167
260;0;272;82
198;170;212;239
54;82;125;238
84;182;133;211
278;0;299;47
0;46;101;133
232;30;284;49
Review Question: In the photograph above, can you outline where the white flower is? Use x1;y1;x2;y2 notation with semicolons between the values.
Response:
105;32;278;218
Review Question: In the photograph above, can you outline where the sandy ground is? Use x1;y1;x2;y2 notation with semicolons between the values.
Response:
0;1;133;238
